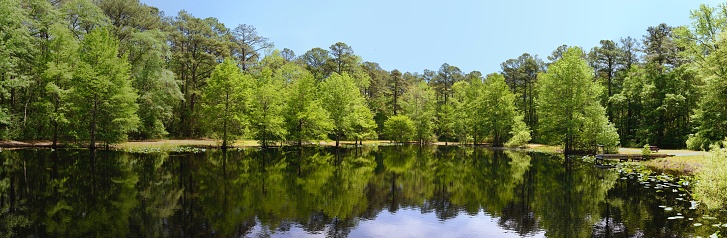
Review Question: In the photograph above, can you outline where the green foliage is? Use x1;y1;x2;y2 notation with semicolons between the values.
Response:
0;0;33;136
537;47;619;153
694;139;727;209
283;62;333;145
249;64;287;147
202;59;251;148
383;115;415;143
72;27;139;147
505;115;531;148
687;31;727;150
320;73;375;146
401;81;437;143
127;30;182;139
642;144;652;158
168;10;231;137
481;73;530;146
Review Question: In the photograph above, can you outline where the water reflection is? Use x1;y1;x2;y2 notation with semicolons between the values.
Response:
0;146;723;237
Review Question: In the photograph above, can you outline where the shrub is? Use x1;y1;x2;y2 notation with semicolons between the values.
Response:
641;144;652;158
383;115;415;144
694;139;727;209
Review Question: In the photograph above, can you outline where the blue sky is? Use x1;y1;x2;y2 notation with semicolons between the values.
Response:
141;0;722;74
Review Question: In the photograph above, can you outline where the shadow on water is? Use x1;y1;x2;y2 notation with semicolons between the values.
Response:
0;146;725;237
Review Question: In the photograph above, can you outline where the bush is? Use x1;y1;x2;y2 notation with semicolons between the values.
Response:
694;139;727;209
686;133;711;151
383;115;415;144
641;144;652;158
504;116;531;148
504;130;530;148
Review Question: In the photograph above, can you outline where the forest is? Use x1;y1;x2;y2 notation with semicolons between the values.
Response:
1;0;727;153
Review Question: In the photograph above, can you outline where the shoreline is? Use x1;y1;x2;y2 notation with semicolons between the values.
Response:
1;139;707;175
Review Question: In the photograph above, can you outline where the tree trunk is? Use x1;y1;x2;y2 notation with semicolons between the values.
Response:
90;94;98;150
52;96;59;149
335;133;340;148
222;92;229;149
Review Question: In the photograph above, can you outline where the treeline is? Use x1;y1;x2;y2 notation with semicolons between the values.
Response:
1;0;726;152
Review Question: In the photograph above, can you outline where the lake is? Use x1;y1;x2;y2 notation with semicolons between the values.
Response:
1;145;725;237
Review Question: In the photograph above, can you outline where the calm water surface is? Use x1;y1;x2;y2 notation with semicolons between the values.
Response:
1;146;725;237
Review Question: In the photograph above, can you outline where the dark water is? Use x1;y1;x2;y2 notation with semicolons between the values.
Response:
0;146;725;237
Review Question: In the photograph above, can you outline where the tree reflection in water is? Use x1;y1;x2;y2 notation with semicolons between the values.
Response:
0;146;721;237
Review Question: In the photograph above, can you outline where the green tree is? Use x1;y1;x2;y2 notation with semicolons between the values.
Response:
361;61;390;137
320;73;374;147
301;47;329;81
43;23;79;147
0;0;33;136
383;115;415;144
537;47;618;154
61;0;110;38
168;10;231;137
588;40;624;120
249;67;287;147
432;63;463;105
98;0;182;139
401;81;437;143
450;80;486;144
481;73;530;146
125;30;183;139
231;24;273;71
72;28;139;149
638;23;696;148
202;59;251;148
679;4;727;149
500;53;544;136
283;63;333;146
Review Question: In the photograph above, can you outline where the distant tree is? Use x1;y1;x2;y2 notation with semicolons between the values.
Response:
361;61;390;136
481;73;530;146
436;103;456;144
401;81;437;143
588;40;623;120
451;79;486;144
389;69;406;115
280;48;296;62
202;59;251;148
320;73;374;147
168;11;231;137
432;63;463;105
283;63;333;146
249;62;287;148
500;53;544;135
537;47;618;154
301;47;329;80
61;0;110;38
547;44;569;62
326;42;357;75
639;23;695;148
232;24;273;71
383;115;415;144
98;0;181;139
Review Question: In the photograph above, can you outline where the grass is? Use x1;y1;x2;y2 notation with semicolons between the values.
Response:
525;144;561;153
617;147;710;175
642;154;709;175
